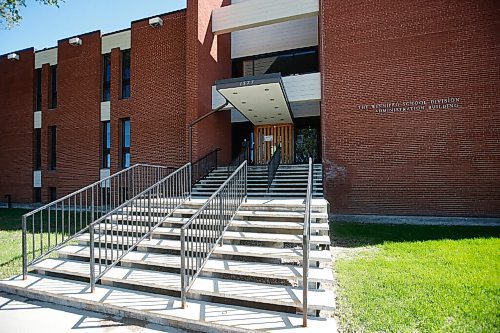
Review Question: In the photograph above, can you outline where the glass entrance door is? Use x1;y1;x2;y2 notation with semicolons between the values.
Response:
295;127;319;164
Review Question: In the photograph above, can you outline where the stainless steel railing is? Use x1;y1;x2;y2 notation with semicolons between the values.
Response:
22;164;174;280
89;163;191;292
180;160;247;308
267;144;282;191
302;157;313;327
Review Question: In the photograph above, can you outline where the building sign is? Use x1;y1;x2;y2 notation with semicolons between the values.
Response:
357;97;461;113
264;135;273;142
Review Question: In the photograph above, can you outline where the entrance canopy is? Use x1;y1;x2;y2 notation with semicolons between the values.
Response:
215;73;293;125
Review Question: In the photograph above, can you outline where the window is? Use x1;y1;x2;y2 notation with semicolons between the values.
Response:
121;118;130;168
232;47;319;78
102;53;111;101
35;68;42;111
49;187;57;202
34;128;41;170
121;50;130;99
49;65;57;109
34;188;42;203
48;126;56;170
102;121;111;168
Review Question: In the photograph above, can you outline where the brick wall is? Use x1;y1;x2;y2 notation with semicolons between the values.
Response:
0;48;34;203
320;0;500;216
110;10;188;173
41;31;102;202
186;0;232;165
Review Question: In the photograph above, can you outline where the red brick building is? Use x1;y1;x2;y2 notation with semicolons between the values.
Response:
0;0;499;218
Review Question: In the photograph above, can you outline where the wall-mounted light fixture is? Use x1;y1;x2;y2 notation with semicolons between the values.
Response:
7;53;19;61
69;37;82;46
149;17;163;28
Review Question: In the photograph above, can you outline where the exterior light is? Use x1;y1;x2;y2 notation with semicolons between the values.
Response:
69;37;82;46
7;53;19;61
149;17;163;28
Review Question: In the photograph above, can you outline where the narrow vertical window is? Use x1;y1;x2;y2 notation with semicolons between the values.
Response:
102;121;111;168
121;50;130;99
50;65;57;108
34;128;41;170
102;53;111;101
121;118;130;168
48;126;57;170
35;68;42;111
34;188;42;203
49;187;57;202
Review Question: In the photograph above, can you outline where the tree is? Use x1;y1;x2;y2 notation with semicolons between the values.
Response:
0;0;62;29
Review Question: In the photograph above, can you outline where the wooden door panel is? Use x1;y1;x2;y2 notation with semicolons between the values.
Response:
254;124;294;165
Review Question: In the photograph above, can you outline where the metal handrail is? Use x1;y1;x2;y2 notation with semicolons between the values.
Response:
267;144;282;191
227;141;250;175
22;164;174;279
302;157;313;327
89;163;191;292
180;160;247;308
191;148;221;186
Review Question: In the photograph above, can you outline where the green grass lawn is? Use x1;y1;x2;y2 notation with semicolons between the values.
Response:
0;208;29;279
331;222;500;333
0;208;84;279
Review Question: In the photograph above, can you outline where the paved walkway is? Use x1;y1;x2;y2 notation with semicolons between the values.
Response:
0;291;187;333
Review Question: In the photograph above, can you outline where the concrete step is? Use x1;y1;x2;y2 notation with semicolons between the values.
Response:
230;219;329;232
235;210;328;221
93;224;330;246
75;234;332;263
32;258;335;312
102;216;329;234
0;274;335;333
56;245;333;284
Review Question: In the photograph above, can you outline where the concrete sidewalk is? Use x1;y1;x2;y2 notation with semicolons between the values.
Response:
0;291;187;333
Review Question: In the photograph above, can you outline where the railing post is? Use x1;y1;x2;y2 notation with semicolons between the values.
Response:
244;162;248;202
188;164;192;198
180;228;187;309
89;226;95;293
303;234;308;327
148;191;152;241
22;216;27;280
219;194;224;246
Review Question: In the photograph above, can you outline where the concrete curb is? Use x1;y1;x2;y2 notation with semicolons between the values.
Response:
0;282;252;333
330;214;500;226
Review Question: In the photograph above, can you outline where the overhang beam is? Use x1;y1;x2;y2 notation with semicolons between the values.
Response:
212;0;319;35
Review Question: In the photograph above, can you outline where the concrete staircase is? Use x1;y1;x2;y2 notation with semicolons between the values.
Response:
192;164;324;198
3;197;335;332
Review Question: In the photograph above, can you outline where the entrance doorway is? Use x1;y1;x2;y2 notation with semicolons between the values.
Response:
254;124;294;165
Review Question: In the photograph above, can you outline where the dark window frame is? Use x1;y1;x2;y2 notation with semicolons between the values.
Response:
49;187;57;202
120;118;130;169
34;188;42;203
232;46;319;78
121;50;130;99
102;121;111;169
34;128;41;170
49;65;57;109
35;68;42;111
102;53;111;102
48;126;57;171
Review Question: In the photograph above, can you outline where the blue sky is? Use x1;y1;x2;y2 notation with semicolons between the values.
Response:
0;0;186;54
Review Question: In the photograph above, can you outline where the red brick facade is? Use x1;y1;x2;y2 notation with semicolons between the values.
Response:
0;48;34;203
0;1;498;218
186;0;232;165
320;0;500;216
110;10;188;174
41;31;102;201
